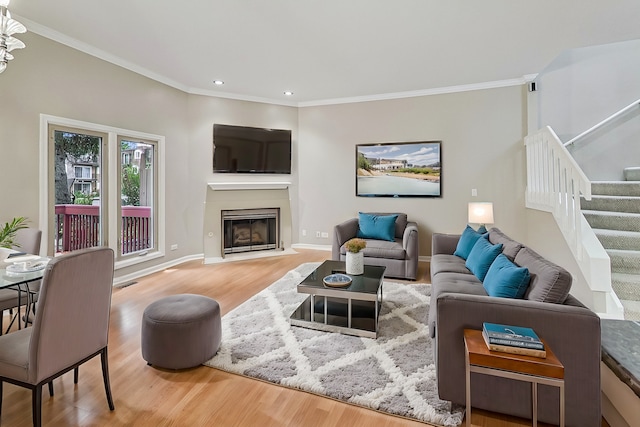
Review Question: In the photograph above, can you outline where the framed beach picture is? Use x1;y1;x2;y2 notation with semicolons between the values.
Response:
356;141;441;197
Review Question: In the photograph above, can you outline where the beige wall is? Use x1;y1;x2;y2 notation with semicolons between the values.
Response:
1;32;576;290
298;87;530;256
187;95;298;258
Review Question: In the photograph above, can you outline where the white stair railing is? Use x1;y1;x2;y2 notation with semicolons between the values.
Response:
525;126;623;318
564;98;640;148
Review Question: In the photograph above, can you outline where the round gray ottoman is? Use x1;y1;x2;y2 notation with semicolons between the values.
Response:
141;294;221;369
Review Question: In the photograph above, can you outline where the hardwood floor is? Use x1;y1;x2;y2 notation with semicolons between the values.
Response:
0;250;597;426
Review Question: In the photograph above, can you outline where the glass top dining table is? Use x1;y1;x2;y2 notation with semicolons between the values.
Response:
1;255;50;330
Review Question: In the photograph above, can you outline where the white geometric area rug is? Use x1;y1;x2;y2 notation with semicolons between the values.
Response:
204;262;464;427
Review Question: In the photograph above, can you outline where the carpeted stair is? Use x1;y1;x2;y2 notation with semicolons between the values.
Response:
583;178;640;320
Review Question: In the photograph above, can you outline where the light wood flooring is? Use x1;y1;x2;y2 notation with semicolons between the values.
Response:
0;249;599;426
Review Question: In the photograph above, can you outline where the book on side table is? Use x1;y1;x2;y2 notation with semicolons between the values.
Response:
482;322;546;358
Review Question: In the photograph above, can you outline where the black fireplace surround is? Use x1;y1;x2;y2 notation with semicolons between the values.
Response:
222;208;279;255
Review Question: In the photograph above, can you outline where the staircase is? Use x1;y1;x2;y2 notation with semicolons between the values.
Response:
582;174;640;320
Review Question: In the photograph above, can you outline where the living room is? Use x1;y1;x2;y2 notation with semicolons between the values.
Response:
1;1;640;426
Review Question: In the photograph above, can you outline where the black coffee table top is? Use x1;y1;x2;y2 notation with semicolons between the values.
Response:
298;260;385;295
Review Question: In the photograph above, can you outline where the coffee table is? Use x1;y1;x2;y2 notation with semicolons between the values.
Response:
289;260;385;338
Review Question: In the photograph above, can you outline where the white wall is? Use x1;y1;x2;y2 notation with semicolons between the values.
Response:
297;86;530;256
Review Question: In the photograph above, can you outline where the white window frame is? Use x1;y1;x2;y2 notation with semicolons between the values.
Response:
39;114;166;270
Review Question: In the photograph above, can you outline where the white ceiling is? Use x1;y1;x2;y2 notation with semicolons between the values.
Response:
10;0;640;106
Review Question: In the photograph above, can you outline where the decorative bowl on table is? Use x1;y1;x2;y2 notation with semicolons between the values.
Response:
6;261;47;274
323;273;352;288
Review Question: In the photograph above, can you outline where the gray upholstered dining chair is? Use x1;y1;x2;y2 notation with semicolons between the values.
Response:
0;246;115;427
0;228;43;333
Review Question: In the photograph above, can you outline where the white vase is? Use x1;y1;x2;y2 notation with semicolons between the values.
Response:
345;251;364;275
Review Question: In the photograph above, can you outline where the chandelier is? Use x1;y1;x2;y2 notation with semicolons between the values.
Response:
0;0;26;74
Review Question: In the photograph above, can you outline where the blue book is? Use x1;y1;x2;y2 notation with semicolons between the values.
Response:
482;322;543;346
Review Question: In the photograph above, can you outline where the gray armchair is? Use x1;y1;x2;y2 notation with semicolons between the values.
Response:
332;212;419;280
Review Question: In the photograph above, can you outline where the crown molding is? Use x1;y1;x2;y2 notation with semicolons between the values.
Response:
18;15;190;93
20;14;537;108
297;77;534;107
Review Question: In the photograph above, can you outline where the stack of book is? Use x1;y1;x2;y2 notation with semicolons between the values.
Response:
482;322;546;358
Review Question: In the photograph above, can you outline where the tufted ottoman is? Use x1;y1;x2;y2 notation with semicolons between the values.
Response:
141;294;221;369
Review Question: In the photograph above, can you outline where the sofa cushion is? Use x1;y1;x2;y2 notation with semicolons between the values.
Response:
430;254;471;276
357;213;398;242
483;254;531;299
361;239;406;260
488;228;524;261
465;237;503;281
340;238;406;260
453;225;485;260
514;247;572;303
427;272;486;337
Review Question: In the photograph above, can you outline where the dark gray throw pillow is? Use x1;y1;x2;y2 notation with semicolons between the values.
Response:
515;247;572;303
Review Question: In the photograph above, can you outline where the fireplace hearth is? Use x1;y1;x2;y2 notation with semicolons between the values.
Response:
222;208;280;255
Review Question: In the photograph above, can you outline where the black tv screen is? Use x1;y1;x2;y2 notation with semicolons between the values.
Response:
213;124;292;174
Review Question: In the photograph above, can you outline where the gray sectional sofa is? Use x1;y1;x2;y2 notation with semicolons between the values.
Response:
429;227;601;427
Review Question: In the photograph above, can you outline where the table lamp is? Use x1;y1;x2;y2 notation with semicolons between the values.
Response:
468;202;494;232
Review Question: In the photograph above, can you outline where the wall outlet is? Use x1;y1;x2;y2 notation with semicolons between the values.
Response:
170;244;178;251
302;229;307;236
316;231;321;238
471;188;478;197
321;232;329;238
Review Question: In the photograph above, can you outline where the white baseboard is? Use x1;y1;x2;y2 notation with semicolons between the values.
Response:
113;249;430;287
204;248;299;264
113;253;204;287
291;243;331;251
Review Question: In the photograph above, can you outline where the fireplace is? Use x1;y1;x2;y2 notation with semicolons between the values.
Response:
222;208;280;255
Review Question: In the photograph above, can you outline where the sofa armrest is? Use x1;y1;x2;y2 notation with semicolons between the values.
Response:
431;232;460;255
435;293;601;426
402;221;419;255
332;218;359;260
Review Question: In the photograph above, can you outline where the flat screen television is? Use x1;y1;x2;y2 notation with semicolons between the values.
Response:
356;141;442;197
213;124;292;174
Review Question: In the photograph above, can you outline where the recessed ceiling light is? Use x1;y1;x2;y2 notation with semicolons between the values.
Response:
213;80;224;85
284;91;294;96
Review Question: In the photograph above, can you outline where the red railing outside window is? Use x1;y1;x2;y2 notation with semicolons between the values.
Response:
54;204;151;254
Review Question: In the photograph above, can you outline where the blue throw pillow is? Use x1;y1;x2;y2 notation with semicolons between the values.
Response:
356;213;398;242
483;254;531;299
453;225;484;260
465;237;503;281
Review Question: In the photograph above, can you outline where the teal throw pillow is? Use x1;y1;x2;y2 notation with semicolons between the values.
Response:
454;225;484;260
356;213;398;242
465;237;503;281
483;254;531;299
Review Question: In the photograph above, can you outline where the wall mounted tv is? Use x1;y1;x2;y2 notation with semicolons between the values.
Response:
213;124;292;174
356;141;441;197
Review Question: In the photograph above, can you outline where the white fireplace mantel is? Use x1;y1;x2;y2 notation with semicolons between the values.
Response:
207;181;291;191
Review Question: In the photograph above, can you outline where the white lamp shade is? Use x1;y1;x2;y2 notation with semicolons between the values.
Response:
0;0;10;8
468;202;494;225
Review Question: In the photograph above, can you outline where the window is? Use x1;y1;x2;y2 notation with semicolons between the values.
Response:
74;166;92;179
119;137;156;256
41;115;165;269
73;182;92;194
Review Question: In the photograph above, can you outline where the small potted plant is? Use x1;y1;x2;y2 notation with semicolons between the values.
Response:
0;216;28;249
345;238;366;275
